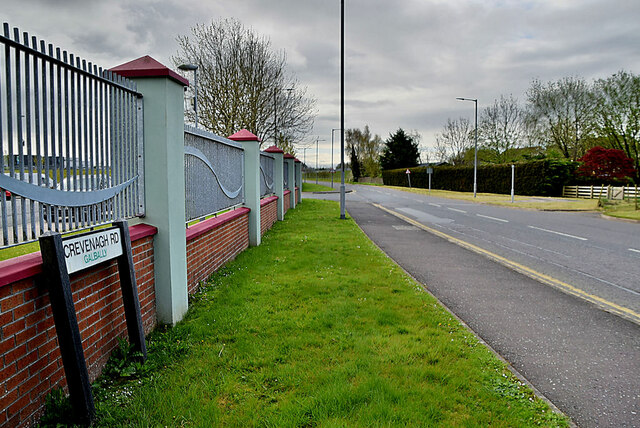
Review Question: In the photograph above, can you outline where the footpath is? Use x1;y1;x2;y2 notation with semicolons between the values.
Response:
307;189;640;428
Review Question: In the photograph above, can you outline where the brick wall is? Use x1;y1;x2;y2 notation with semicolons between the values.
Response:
284;190;291;214
260;196;278;236
0;224;157;427
186;208;250;295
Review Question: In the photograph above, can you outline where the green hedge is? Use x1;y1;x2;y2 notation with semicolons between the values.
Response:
382;160;577;196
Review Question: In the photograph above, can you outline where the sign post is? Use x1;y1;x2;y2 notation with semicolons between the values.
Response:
39;220;146;424
427;167;433;193
405;169;412;188
511;164;515;203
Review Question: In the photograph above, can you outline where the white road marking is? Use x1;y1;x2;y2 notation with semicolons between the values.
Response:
528;225;588;241
476;214;509;223
447;207;467;214
629;248;640;254
428;203;441;207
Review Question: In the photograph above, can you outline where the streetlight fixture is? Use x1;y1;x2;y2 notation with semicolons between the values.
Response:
331;128;341;189
178;64;198;128
456;97;478;198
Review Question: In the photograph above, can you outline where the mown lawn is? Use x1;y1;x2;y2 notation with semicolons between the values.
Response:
69;200;566;426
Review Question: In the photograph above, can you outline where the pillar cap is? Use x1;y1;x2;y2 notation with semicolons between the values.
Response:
264;145;284;154
284;153;295;159
228;129;261;142
294;158;301;163
111;55;189;86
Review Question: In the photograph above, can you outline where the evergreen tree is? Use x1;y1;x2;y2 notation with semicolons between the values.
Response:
350;146;362;182
380;128;420;170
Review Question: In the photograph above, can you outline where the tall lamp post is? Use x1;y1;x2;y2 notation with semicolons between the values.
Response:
331;128;341;189
178;64;198;128
456;97;478;198
340;0;346;219
315;137;325;185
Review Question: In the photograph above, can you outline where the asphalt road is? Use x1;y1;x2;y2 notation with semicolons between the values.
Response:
306;184;640;428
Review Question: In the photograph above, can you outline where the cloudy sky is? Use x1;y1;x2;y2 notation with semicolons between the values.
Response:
3;0;640;166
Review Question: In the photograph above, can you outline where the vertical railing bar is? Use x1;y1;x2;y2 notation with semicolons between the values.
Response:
56;47;65;232
109;71;117;222
98;67;105;224
31;35;44;235
23;31;37;240
127;90;134;217
0;25;8;245
14;27;29;242
70;53;78;230
115;80;123;219
40;39;52;233
63;52;72;234
7;27;19;243
123;89;129;218
81;59;89;227
89;62;97;224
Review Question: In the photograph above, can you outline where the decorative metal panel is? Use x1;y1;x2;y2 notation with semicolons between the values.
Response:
184;126;244;222
0;23;144;247
260;152;274;198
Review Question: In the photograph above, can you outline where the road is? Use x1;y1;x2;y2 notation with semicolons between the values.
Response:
306;183;640;427
342;184;640;323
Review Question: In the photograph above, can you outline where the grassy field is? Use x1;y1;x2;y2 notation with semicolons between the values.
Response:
599;199;640;220
78;199;567;427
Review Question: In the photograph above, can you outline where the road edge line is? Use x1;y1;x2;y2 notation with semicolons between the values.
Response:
373;203;640;326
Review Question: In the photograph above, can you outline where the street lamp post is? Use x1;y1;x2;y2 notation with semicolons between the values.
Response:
456;97;478;198
331;128;341;189
178;64;198;128
340;0;346;219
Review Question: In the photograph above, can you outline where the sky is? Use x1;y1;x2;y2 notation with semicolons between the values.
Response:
3;0;640;167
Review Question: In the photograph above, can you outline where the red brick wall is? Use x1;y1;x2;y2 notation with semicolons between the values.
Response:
284;190;291;214
0;224;157;427
186;208;250;295
260;196;278;236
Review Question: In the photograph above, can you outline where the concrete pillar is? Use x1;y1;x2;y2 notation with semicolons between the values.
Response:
284;153;296;209
229;130;261;246
295;158;302;203
111;55;189;325
264;145;285;221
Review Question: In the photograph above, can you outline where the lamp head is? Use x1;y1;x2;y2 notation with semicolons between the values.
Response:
178;64;198;71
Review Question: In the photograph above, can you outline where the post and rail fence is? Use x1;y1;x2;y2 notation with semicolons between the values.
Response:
563;184;639;200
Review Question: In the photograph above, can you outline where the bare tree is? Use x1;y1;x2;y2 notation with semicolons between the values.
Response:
526;76;595;160
593;70;640;180
435;117;473;165
479;95;525;163
345;125;383;177
173;19;316;145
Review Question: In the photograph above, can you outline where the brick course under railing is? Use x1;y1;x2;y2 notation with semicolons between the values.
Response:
284;191;291;214
186;208;250;295
260;196;278;236
0;224;157;427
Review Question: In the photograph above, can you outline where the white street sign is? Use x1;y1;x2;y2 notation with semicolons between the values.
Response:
63;228;123;274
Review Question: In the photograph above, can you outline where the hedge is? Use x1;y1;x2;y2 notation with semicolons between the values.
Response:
382;160;577;196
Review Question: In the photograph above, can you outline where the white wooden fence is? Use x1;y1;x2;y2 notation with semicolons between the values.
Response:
563;185;639;200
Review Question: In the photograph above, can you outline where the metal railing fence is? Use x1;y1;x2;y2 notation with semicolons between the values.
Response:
260;152;275;198
0;23;144;247
184;126;244;223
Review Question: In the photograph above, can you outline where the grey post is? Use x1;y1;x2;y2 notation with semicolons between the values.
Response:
112;56;189;325
295;159;302;203
230;130;262;246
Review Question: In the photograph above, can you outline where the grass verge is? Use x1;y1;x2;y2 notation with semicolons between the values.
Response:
44;200;567;427
383;186;600;211
302;182;335;192
599;199;640;221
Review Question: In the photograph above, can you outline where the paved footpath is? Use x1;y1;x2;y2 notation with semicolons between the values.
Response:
308;191;640;428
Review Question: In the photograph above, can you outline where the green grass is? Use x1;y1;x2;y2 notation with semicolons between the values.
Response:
84;199;567;427
384;186;600;211
302;182;334;192
600;199;640;220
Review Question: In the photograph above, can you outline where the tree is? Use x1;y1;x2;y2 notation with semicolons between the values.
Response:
345;125;382;177
526;76;595;160
380;128;420;170
435;118;473;165
479;95;526;163
593;70;640;181
350;146;362;181
576;146;636;182
173;19;316;145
